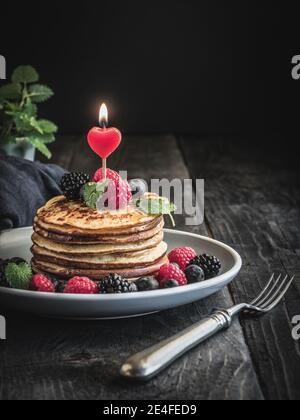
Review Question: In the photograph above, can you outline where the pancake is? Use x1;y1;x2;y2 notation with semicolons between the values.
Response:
32;231;164;256
31;193;168;282
31;256;169;281
33;219;164;244
34;215;162;237
31;241;168;270
36;195;160;235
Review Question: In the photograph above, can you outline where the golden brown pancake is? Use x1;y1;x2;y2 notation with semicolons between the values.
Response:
32;231;164;256
33;219;164;244
36;195;160;235
31;242;168;270
31;256;169;281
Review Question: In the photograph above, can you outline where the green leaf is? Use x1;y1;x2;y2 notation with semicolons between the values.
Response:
24;99;37;118
13;113;43;134
39;133;55;144
29;117;44;133
12;65;39;83
38;119;58;134
82;180;110;209
5;262;32;290
21;132;55;144
136;196;176;215
0;83;22;100
28;84;53;103
135;196;177;227
26;136;52;159
5;102;20;112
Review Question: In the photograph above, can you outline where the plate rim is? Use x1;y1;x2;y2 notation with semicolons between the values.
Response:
0;227;242;300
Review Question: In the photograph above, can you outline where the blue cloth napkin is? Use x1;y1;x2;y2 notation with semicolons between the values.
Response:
0;156;66;230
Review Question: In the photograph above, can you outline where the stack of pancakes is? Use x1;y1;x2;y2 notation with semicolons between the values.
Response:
31;195;168;280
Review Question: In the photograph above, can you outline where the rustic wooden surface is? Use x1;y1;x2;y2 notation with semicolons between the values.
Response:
0;134;299;400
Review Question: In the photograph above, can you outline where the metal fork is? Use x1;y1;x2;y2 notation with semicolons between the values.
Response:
120;273;295;381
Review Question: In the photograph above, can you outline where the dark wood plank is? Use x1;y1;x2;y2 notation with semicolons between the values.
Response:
179;135;300;400
0;135;263;400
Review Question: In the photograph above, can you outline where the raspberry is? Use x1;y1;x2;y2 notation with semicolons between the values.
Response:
158;264;187;287
30;274;55;293
64;277;99;294
94;168;120;183
168;247;197;271
93;168;132;209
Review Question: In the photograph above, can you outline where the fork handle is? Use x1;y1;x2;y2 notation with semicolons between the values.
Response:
120;310;232;381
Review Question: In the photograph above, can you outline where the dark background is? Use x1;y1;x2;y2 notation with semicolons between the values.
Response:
0;1;292;135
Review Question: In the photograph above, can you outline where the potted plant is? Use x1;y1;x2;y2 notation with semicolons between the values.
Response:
0;65;57;160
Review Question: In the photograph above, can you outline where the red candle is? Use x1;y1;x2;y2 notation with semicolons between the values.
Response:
87;104;122;179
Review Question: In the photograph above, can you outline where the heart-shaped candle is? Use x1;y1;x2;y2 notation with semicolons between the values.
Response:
87;104;122;179
88;126;122;159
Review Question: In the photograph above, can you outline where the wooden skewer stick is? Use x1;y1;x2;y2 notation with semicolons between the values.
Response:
102;158;107;180
102;119;107;180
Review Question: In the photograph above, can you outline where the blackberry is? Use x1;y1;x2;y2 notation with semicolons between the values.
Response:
47;276;66;293
55;280;68;293
60;172;90;201
99;274;137;294
188;254;221;279
0;257;26;288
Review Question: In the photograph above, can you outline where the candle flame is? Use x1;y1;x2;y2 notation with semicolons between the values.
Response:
99;103;108;128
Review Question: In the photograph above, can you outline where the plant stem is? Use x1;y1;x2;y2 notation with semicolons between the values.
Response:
169;212;176;228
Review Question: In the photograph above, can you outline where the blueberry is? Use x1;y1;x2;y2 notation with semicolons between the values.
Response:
129;179;147;199
135;277;160;292
185;265;205;284
7;257;26;265
162;279;179;288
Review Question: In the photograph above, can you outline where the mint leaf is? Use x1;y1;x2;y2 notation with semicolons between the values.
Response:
0;83;22;100
28;84;53;103
82;180;110;210
135;196;176;227
26;132;55;144
5;262;32;290
39;133;55;144
13;114;43;134
12;65;39;83
24;99;37;118
38;119;58;134
28;117;43;134
26;137;52;159
1;65;56;160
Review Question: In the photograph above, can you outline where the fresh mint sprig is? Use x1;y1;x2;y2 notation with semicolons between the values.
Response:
82;180;110;210
5;262;32;290
0;65;57;159
135;196;176;227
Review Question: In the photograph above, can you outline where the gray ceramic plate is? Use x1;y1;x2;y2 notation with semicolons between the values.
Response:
0;227;242;319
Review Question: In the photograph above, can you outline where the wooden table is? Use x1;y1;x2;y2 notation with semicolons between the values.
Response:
0;135;299;400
